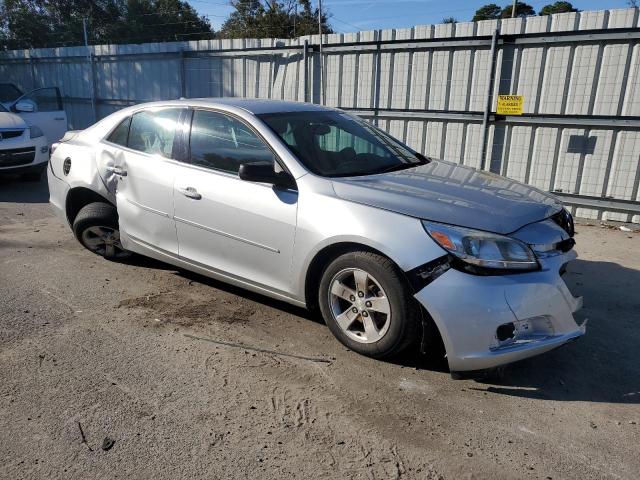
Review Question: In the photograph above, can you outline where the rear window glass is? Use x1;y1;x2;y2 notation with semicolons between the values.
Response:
127;108;183;159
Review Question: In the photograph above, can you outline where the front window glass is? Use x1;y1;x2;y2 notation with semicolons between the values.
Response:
0;83;23;103
17;87;62;112
258;111;425;177
0;103;7;113
189;110;275;174
128;108;182;158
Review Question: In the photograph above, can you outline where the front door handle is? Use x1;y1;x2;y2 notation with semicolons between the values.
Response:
106;166;127;176
178;186;202;200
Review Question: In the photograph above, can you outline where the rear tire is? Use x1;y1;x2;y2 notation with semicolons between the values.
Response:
72;202;130;260
318;250;420;359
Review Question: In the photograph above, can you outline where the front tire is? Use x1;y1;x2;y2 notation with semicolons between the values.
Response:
72;202;130;260
318;251;420;359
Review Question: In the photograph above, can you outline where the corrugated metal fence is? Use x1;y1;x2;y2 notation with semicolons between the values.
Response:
1;8;640;222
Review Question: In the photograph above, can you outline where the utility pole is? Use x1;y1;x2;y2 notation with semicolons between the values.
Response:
318;0;324;104
83;18;97;123
512;0;517;17
294;3;297;38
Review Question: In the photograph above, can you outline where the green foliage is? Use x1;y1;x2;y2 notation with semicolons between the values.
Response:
500;2;536;18
219;0;332;39
539;2;578;15
0;0;213;50
471;2;537;22
472;4;502;21
441;17;458;24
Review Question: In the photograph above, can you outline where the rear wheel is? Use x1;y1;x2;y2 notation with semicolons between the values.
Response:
318;251;420;359
72;202;130;260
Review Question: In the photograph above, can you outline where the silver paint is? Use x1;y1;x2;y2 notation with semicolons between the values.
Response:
48;98;585;372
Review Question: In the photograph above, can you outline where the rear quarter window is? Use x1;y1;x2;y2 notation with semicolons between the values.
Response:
106;117;131;146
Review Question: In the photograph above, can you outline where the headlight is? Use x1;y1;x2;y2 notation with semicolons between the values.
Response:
30;126;44;139
422;221;539;272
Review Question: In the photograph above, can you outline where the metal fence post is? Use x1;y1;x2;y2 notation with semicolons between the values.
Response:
303;39;309;103
372;30;382;126
480;28;500;171
89;53;97;123
180;48;186;98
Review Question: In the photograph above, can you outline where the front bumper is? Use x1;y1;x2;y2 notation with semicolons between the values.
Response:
415;250;585;372
0;136;49;174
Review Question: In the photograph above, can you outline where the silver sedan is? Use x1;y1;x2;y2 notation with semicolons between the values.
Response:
47;99;585;376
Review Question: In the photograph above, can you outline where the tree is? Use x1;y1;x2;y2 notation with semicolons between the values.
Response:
441;17;458;24
501;2;536;18
219;0;333;39
626;0;638;7
472;4;502;21
539;1;577;15
0;0;214;50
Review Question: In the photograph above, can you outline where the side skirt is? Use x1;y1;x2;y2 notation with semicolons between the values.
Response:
122;231;307;308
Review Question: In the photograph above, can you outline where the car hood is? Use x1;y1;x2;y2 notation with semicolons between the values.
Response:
0;111;27;129
330;160;563;235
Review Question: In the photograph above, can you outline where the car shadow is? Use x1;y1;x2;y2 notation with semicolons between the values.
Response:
463;259;640;404
122;253;640;403
0;174;49;203
114;240;640;403
121;253;317;322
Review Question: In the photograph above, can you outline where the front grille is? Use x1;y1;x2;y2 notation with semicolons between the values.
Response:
0;129;25;140
0;147;36;167
551;209;575;237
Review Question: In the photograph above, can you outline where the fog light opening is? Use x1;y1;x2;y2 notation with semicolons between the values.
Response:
496;323;516;342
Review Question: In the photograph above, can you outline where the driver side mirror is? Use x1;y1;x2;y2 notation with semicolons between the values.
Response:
239;162;296;189
14;100;35;113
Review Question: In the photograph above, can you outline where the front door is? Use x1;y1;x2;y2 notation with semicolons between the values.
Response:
108;107;185;255
173;109;298;294
13;87;67;145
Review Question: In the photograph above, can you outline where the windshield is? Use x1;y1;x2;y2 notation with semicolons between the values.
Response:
258;111;426;177
0;103;7;113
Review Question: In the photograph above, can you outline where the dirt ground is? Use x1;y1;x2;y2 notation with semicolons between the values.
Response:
1;176;639;480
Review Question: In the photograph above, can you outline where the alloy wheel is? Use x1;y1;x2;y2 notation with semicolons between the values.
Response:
81;226;127;258
328;268;391;344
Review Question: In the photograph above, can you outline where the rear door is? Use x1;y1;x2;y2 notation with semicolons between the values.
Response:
106;107;186;256
13;87;67;144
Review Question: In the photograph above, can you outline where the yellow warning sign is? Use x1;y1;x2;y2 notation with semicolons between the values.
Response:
496;95;524;115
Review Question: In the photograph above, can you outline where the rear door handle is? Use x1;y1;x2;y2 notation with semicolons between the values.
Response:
54;117;65;121
178;186;202;200
106;166;127;176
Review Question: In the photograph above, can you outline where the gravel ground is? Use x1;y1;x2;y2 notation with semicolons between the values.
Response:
1;176;639;480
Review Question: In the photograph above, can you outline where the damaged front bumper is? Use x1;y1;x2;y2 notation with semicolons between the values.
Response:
414;249;585;373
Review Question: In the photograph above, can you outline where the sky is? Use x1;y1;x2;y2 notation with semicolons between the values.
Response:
192;0;634;33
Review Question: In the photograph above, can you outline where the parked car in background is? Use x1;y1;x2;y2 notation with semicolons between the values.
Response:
47;99;585;377
0;102;50;180
1;85;68;147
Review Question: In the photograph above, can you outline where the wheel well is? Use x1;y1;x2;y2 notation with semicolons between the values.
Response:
304;242;447;359
66;187;113;225
304;242;391;311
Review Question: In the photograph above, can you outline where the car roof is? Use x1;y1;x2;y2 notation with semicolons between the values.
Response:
134;98;337;115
